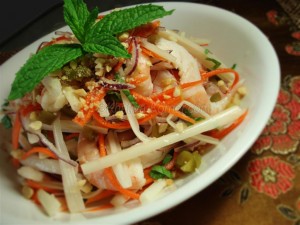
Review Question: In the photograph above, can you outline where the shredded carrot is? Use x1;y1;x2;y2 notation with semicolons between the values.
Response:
126;74;149;85
143;168;154;186
131;21;161;38
20;104;42;116
42;36;70;48
113;59;125;72
73;87;106;126
152;68;241;101
93;111;157;130
21;147;58;160
12;112;21;150
164;151;178;170
11;158;21;168
140;46;166;61
85;203;114;212
26;180;63;194
92;94;182;129
85;190;116;205
98;133;107;157
201;68;240;91
31;191;41;205
56;196;68;212
93;113;131;129
104;167;140;200
131;91;195;124
64;133;79;141
208;109;248;139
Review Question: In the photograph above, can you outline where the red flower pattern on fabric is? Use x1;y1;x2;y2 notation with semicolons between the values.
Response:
248;156;295;199
251;77;300;155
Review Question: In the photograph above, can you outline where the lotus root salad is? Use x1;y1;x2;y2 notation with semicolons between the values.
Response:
0;0;247;217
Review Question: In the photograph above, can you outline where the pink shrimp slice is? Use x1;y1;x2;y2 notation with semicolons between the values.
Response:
128;52;153;97
77;135;116;190
156;38;211;115
156;38;234;115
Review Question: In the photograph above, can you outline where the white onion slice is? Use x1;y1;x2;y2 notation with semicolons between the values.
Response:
140;39;177;66
37;189;61;217
53;118;85;213
42;120;108;134
121;92;150;142
158;29;234;83
21;155;61;175
106;131;132;188
17;166;44;182
82;106;244;174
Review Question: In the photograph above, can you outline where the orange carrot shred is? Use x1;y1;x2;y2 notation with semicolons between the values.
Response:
12;112;21;150
131;91;195;124
98;133;107;157
84;203;114;212
126;74;149;85
26;180;63;194
131;20;160;38
104;167;140;200
201;68;240;91
73;87;106;126
85;190;116;205
20;104;42;116
11;158;21;168
208;109;248;139
21;147;58;160
64;133;79;141
140;46;166;61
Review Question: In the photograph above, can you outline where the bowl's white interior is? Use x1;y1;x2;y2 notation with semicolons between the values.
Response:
0;2;280;224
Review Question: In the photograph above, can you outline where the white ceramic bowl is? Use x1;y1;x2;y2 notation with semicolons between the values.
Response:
0;2;280;224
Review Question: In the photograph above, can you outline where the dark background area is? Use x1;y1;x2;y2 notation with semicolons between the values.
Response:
0;0;226;51
1;0;294;75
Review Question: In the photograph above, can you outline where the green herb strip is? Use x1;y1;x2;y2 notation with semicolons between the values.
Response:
150;165;173;179
1;115;12;129
206;57;221;70
115;73;139;108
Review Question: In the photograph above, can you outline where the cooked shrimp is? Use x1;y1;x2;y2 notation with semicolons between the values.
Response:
156;38;234;115
77;134;115;190
78;132;146;190
152;70;177;94
156;38;210;115
127;52;153;97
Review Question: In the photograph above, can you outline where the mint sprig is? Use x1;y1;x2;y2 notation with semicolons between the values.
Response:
8;0;174;100
8;44;83;100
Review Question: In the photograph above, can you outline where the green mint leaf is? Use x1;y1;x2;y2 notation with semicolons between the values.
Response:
1;115;12;129
83;33;131;58
150;165;173;180
8;44;84;100
84;7;100;40
64;0;90;43
231;63;237;70
86;4;174;40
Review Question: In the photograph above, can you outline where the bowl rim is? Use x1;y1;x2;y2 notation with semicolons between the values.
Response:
0;2;280;224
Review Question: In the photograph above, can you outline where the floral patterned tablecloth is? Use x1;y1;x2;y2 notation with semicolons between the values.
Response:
0;0;299;225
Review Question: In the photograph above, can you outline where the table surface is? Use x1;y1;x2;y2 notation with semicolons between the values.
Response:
0;1;299;225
